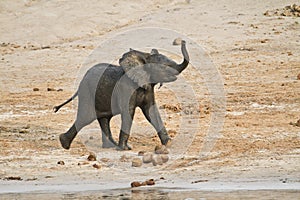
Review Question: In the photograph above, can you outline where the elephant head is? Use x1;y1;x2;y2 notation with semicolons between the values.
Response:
119;40;189;88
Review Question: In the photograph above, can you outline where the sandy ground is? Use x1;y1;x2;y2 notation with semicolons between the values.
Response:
0;0;300;199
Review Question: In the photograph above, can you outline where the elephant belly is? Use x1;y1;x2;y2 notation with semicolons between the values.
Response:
92;64;124;117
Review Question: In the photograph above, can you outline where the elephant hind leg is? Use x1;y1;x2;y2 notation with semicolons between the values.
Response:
59;118;95;150
97;117;117;148
59;124;77;149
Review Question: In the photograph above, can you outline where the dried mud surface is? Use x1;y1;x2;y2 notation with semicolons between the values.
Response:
0;0;300;198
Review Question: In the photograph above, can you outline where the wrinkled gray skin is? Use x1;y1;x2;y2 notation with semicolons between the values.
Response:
54;41;189;150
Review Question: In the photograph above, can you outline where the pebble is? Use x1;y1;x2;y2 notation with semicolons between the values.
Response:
131;179;155;187
297;73;300;80
57;160;65;165
120;155;130;162
78;161;89;166
296;119;300;127
19;129;29;134
290;119;300;127
168;129;177;137
92;163;101;169
144;179;155;186
152;155;163;166
132;158;142;167
161;155;169;163
100;158;110;162
173;37;182;45
4;176;22;181
155;145;169;154
87;153;97;161
33;88;39;91
142;153;153;163
47;88;56;91
131;181;142;187
138;151;146;156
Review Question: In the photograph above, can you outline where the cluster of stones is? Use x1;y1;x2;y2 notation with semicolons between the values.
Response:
131;179;155;187
264;4;300;17
132;145;170;167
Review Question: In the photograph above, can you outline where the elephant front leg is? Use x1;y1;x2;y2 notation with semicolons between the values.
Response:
118;108;135;150
141;104;171;146
97;117;117;148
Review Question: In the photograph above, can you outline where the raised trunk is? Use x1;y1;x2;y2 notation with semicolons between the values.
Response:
173;40;189;73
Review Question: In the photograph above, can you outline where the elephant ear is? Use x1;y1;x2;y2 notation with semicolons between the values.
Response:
119;49;150;73
125;66;151;88
144;63;179;83
125;63;179;88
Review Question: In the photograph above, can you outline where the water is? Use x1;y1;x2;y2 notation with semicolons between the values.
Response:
1;189;299;200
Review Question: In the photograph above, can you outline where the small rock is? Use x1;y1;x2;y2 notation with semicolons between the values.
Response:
57;161;65;165
100;158;110;162
47;88;56;91
168;129;177;137
296;119;300;127
191;179;209;184
138;151;146;156
23;124;30;129
132;158;142;167
33;88;39;91
263;11;270;16
287;52;293;56
155;145;169;154
297;73;300;80
92;163;101;169
152;155;163;166
19;129;29;134
260;39;268;43
131;181;142;187
161;155;169;163
5;176;22;181
87;153;97;161
78;161;89;166
41;45;50;49
12;44;21;48
57;88;63;92
120;155;130;162
144;179;155;186
142;153;153;163
26;178;37;181
173;37;182;45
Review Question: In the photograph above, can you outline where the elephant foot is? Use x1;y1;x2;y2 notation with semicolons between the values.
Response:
116;143;132;151
158;131;171;146
59;134;71;150
102;137;118;148
161;136;171;146
117;131;132;150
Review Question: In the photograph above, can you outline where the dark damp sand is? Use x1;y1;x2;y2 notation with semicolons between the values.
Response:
1;189;299;200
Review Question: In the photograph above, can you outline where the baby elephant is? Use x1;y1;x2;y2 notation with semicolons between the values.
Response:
54;41;189;150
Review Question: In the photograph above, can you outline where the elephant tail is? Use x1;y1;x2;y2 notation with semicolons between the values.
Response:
53;91;78;113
